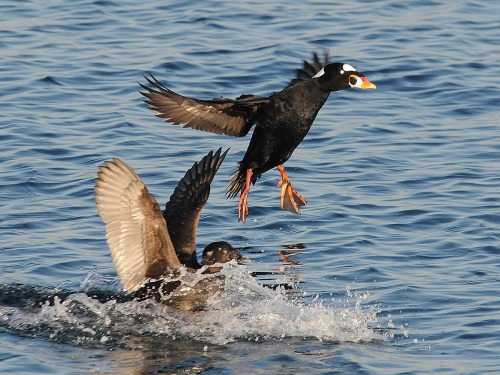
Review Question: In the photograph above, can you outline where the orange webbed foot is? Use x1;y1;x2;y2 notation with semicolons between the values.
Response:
238;193;249;223
278;180;307;214
276;164;307;215
237;169;253;224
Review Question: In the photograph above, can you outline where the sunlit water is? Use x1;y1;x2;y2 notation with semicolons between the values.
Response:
1;0;499;374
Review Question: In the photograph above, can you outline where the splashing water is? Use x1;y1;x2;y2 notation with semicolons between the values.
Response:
0;264;384;347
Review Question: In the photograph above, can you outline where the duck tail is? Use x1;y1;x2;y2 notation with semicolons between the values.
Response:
226;164;245;199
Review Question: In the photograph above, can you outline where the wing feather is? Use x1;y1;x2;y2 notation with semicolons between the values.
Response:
163;148;228;268
95;159;181;292
288;51;330;87
140;75;268;137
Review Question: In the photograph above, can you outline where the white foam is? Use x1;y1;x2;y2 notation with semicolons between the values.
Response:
0;266;385;346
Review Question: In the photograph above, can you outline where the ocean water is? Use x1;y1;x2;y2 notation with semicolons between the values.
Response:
1;0;499;373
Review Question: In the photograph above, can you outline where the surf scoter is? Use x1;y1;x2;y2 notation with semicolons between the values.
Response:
140;52;376;223
94;148;249;311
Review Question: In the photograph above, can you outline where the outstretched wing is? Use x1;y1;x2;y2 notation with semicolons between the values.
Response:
140;75;268;137
163;148;228;268
95;158;181;292
288;51;330;87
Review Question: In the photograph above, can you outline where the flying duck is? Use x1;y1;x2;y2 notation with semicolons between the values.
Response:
94;148;248;311
140;52;376;223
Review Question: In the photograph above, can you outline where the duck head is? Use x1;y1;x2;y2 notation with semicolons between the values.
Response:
201;241;251;265
314;62;376;91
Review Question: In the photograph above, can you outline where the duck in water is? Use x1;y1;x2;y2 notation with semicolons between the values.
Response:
94;148;249;311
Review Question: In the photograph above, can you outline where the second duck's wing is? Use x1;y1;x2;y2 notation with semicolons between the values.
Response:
163;148;228;269
140;75;269;137
95;158;181;293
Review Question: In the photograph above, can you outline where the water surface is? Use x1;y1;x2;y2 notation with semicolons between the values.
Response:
1;0;499;374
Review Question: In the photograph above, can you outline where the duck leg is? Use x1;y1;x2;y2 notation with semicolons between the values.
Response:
276;164;307;214
238;169;253;223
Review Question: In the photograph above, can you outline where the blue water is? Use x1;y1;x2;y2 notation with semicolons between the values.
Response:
1;0;499;373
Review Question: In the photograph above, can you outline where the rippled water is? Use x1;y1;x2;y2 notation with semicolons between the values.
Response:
1;0;499;374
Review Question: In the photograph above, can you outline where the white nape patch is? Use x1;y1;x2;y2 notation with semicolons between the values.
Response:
343;63;356;72
312;67;325;78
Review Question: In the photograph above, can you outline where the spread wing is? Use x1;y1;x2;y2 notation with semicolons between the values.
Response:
163;148;228;268
288;51;330;87
140;75;268;137
95;158;181;293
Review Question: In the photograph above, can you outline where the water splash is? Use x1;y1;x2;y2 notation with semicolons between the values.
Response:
0;265;384;347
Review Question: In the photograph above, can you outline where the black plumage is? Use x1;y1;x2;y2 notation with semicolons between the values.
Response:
140;52;376;223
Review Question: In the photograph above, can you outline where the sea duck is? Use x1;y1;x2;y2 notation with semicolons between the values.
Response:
94;148;249;311
140;52;376;223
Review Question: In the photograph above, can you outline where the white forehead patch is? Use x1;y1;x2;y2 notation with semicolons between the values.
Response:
343;63;356;72
312;67;325;78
